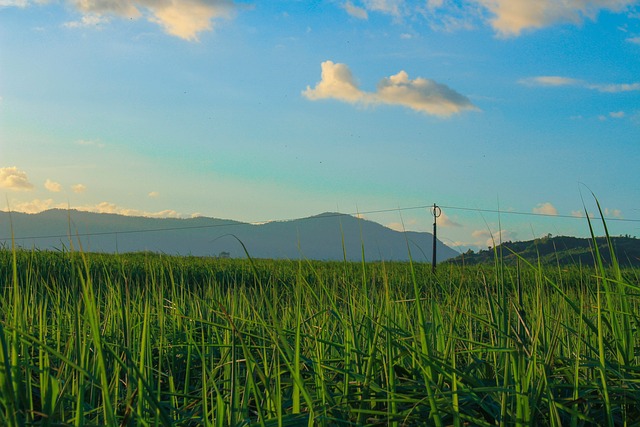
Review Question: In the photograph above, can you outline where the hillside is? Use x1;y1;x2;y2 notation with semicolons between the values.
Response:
0;209;458;262
447;234;640;267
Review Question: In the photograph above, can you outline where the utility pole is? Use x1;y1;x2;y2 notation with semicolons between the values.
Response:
431;203;441;274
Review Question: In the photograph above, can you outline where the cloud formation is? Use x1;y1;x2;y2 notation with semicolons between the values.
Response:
472;228;516;247
64;0;237;41
0;166;34;191
303;61;477;117
592;82;640;93
5;199;183;218
604;207;623;218
0;0;32;6
533;202;558;215
376;70;478;116
474;0;636;36
343;0;637;36
9;198;66;214
520;76;581;87
72;184;87;193
521;75;640;93
79;201;181;218
303;61;368;104
45;179;62;192
362;0;404;16
63;13;109;28
344;1;368;19
438;211;462;227
386;218;418;231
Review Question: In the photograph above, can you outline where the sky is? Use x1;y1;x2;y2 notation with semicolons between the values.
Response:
1;0;639;252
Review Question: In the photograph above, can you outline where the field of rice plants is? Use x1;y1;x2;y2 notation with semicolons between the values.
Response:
0;240;639;426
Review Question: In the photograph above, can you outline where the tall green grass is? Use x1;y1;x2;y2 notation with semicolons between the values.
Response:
0;237;638;425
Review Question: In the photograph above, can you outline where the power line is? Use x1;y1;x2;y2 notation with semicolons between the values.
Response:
438;205;640;223
0;203;638;242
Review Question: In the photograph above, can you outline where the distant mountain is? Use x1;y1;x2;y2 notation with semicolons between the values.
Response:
446;234;640;267
0;209;458;262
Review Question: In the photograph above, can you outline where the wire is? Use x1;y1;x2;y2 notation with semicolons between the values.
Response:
1;203;638;242
438;205;640;223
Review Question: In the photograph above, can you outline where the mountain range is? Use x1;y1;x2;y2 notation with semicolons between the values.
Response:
0;209;458;262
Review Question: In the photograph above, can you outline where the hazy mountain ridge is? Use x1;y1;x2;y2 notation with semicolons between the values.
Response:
447;234;640;267
0;209;458;262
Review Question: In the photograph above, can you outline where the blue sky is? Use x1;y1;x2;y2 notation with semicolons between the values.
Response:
1;0;639;251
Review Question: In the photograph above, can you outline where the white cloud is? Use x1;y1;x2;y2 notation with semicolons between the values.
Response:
386;218;420;232
0;0;34;6
0;166;34;191
604;208;623;218
386;221;407;231
628;36;640;44
376;70;478;116
383;216;464;233
522;75;640;93
6;199;183;218
344;1;368;19
449;241;468;248
148;191;159;198
572;209;601;219
520;76;582;87
472;228;516;247
362;0;404;16
148;0;234;41
44;179;62;192
474;0;635;36
610;111;625;118
69;0;139;17
337;0;637;36
575;207;623;218
5;0;240;41
438;211;462;227
66;0;237;41
303;60;477;117
79;201;181;218
72;184;87;193
302;61;368;104
533;202;558;215
63;13;109;28
10;198;67;214
420;2;480;32
589;82;640;92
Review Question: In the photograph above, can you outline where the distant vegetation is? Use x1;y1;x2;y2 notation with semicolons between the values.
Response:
1;242;639;425
448;235;640;267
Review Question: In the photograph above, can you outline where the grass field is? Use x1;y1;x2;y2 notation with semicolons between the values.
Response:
0;234;639;426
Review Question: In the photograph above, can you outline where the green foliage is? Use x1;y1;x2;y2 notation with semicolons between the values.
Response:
0;247;639;426
448;235;640;267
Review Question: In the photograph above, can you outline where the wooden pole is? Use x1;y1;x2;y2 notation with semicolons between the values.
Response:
431;203;441;274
